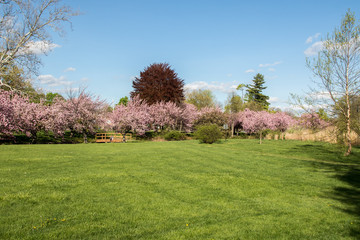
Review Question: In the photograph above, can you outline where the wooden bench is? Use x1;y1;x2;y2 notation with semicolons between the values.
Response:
95;133;132;143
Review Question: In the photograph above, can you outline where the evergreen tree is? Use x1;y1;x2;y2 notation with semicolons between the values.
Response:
246;73;270;109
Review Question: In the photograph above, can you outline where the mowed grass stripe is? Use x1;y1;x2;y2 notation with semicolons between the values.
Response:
0;140;359;239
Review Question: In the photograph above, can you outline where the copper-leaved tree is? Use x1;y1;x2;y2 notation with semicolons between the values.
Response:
131;63;185;105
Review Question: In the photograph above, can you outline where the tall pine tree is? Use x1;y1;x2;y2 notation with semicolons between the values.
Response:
246;73;270;110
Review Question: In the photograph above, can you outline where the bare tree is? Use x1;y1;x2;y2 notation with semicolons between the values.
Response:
306;10;360;156
0;0;78;91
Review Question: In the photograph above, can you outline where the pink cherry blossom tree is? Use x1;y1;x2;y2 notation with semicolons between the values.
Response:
149;101;178;131
272;112;297;140
0;90;18;138
238;109;276;144
12;98;49;142
195;106;226;127
110;95;151;142
148;101;198;132
178;103;199;132
299;112;329;131
59;90;107;143
44;97;71;138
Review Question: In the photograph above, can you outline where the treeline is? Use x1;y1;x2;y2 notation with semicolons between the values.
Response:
0;88;328;144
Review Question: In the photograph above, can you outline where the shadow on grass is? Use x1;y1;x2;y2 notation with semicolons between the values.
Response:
289;143;360;238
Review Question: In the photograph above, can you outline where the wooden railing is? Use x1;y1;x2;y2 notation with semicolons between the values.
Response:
95;133;132;143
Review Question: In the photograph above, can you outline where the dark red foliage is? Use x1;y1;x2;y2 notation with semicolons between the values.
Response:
131;63;185;105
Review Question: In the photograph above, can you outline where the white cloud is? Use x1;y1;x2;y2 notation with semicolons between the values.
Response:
22;41;60;55
304;41;323;57
64;67;76;72
185;81;237;94
38;74;72;87
305;33;321;44
309;91;338;100
55;87;80;94
81;77;89;82
227;73;233;77
245;69;255;73
269;96;280;103
259;61;282;68
268;68;276;72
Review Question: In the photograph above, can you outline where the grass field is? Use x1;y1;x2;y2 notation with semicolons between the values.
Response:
0;139;359;239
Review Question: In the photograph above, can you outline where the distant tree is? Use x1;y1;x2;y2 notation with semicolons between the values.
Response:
246;73;270;110
238;109;276;144
117;96;129;106
272;112;297;140
0;90;20;137
45;92;64;105
299;112;329;131
316;108;330;121
110;96;151;142
225;93;244;137
0;65;33;92
131;63;185;105
185;89;216;109
61;89;107;143
306;10;360;155
225;93;243;114
195;107;227;127
13;98;49;142
236;83;246;99
148;101;181;131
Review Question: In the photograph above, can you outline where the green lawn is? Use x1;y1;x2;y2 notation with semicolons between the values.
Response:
0;140;359;239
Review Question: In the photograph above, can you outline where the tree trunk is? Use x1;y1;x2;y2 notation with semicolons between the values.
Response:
344;62;352;156
83;132;88;144
231;123;234;138
259;131;262;144
122;131;126;143
345;113;352;156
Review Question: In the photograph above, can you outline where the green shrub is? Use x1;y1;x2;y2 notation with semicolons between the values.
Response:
194;124;222;144
164;131;186;141
135;131;157;140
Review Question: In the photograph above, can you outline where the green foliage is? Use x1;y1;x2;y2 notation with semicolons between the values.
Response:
194;124;222;144
334;95;360;139
45;92;64;105
246;73;270;110
185;89;216;109
164;131;186;141
0;131;95;144
225;93;243;113
117;96;129;106
316;108;330;121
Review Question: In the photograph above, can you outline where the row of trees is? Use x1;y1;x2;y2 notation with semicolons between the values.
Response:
0;89;106;143
1;88;329;144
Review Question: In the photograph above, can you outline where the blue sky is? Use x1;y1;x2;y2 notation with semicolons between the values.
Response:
36;0;360;110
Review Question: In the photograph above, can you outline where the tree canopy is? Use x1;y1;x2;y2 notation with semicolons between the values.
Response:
185;89;216;110
131;63;185;105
